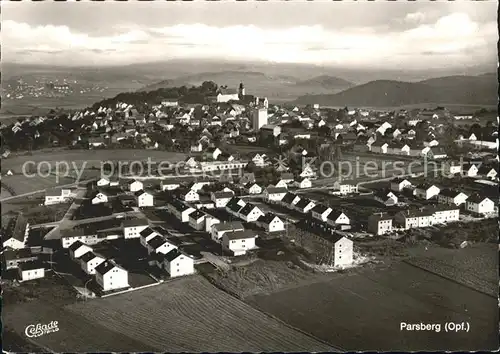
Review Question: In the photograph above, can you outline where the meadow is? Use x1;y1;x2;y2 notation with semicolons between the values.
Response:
247;261;498;351
405;243;498;297
3;275;335;352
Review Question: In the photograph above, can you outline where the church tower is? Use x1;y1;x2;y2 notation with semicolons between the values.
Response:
238;82;245;98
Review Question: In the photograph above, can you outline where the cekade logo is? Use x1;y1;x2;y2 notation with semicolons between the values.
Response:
25;321;59;338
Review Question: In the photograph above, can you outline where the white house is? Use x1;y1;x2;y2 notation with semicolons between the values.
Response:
91;192;108;204
238;204;265;222
430;205;460;224
264;187;288;202
479;166;499;181
122;218;149;239
376;122;392;135
395;209;434;229
3;230;26;249
204;147;222;160
413;184;440;200
226;197;246;216
463;163;479;177
79;251;106;275
96;178;110;187
181;189;200;202
68;241;93;260
45;188;72;205
191;142;203;152
370;141;388;154
274;179;289;188
211;191;234;208
332;181;358;195
311;204;332;222
161;180;181;191
374;190;398;206
294;177;312;189
184;157;199;169
18;261;45;282
293;198;316;214
256;214;285;232
95;260;129;292
239;172;256;185
168;199;195;222
427;147;447;160
326;210;350;226
443;161;463;176
211;221;244;242
299;165;317;179
128;180;144;192
245;183;262;195
146;235;177;255
135;190;154;207
281;192;301;209
188;210;206;231
465;194;495;215
251;154;267;167
437;189;468;206
423;139;439;147
279;173;295;184
368;213;393;235
331;235;354;267
221;230;256;256
139;227;161;247
163;249;195;278
204;214;220;233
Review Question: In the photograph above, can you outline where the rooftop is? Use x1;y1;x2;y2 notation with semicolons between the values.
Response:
147;235;168;249
95;260;125;275
18;260;45;271
257;213;280;224
224;229;256;241
295;198;313;209
213;221;244;232
265;187;288;194
122;218;149;228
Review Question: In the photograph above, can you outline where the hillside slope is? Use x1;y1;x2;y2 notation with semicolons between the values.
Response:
295;75;354;90
294;74;498;107
140;71;354;100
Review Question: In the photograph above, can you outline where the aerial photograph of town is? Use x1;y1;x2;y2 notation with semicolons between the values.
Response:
1;1;498;352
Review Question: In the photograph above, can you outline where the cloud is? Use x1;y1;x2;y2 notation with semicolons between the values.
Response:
404;12;426;24
1;13;496;69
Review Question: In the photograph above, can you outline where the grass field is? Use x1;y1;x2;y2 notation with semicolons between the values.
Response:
3;275;334;352
405;243;498;297
247;261;498;351
2;175;76;196
203;259;324;299
2;149;188;171
1;149;188;196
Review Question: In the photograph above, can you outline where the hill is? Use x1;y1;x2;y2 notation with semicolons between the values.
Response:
294;74;498;107
295;75;354;90
140;71;354;100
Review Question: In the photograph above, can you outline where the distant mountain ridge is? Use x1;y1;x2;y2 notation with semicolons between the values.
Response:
139;71;353;99
294;74;498;107
295;75;354;90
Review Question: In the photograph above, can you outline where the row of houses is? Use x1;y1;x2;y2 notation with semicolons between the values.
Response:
2;248;47;282
367;204;462;235
390;177;497;213
369;141;447;159
68;241;129;291
278;191;352;229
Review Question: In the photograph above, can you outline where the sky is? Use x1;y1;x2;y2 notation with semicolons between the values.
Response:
1;1;498;70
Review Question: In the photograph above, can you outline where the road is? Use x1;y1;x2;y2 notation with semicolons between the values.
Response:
30;187;143;240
